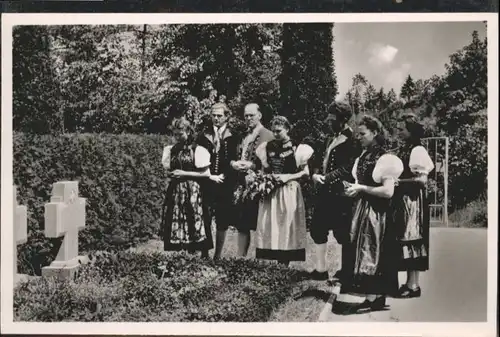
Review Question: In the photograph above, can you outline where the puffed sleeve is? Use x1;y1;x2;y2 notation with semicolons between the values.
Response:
409;145;435;175
255;142;269;168
161;145;173;170
295;144;314;167
372;153;404;184
194;146;211;169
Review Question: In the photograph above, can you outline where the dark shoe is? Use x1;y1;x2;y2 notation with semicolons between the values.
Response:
358;296;387;311
308;270;329;281
398;285;421;298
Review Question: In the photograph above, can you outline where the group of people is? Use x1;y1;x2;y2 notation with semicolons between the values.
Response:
160;99;434;314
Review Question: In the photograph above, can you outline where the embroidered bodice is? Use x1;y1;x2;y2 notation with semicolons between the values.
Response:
266;140;299;174
170;144;196;170
256;140;314;175
355;147;385;186
161;144;211;173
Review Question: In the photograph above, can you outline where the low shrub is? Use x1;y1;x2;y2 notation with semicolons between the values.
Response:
14;132;171;275
14;250;302;322
449;197;488;228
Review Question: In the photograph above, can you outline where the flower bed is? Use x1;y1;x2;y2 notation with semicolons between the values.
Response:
14;250;303;322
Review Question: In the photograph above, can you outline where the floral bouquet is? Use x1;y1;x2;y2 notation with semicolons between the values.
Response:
234;171;285;203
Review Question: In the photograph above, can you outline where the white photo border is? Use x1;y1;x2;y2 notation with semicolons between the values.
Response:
1;12;498;337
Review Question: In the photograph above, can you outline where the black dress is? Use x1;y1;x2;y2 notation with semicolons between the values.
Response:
393;143;434;271
160;143;213;252
340;146;403;296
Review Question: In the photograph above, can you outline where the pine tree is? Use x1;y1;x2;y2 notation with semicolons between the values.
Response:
400;74;416;102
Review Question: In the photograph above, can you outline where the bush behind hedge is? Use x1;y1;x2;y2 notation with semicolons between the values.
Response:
14;250;302;322
14;132;171;275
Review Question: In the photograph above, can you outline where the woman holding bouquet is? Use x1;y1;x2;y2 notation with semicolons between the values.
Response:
161;117;213;258
253;116;314;265
393;113;434;298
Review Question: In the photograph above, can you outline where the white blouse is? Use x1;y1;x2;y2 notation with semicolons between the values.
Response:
409;145;435;175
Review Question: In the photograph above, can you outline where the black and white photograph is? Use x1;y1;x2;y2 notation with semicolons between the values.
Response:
1;13;498;337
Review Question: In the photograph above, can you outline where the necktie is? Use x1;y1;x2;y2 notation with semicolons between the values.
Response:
214;128;221;152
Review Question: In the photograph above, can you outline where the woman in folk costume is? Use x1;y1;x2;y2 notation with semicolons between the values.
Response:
393;113;434;298
161;117;213;258
332;115;403;313
253;116;314;265
231;103;274;257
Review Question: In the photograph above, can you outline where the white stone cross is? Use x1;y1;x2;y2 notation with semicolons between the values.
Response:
13;185;28;276
42;181;87;279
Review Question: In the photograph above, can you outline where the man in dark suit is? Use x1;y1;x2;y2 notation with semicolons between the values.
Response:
197;100;239;260
231;103;274;257
309;101;359;281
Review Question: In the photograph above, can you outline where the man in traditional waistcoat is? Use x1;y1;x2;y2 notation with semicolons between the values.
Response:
231;103;274;257
309;101;359;281
197;100;239;260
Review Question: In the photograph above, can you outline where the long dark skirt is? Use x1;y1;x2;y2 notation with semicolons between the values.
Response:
394;188;430;271
340;196;399;297
161;179;213;252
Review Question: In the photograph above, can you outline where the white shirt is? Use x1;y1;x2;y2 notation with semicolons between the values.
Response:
214;123;227;139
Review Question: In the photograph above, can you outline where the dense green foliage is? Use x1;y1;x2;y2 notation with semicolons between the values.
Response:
13;24;284;134
14;132;170;275
14;250;302;322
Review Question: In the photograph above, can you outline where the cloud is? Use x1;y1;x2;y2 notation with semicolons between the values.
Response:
368;43;399;66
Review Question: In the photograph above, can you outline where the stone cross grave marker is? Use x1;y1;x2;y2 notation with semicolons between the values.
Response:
42;181;88;280
13;185;28;282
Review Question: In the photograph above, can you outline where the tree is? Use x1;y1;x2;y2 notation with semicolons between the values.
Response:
386;88;398;105
280;23;337;142
346;73;369;115
13;26;60;134
400;74;416;102
421;30;488;210
363;84;378;112
154;23;282;126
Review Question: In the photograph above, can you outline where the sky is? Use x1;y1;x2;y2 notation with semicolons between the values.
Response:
333;21;487;100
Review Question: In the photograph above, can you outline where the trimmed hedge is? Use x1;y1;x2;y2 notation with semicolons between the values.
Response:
14;132;171;275
14;250;302;322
